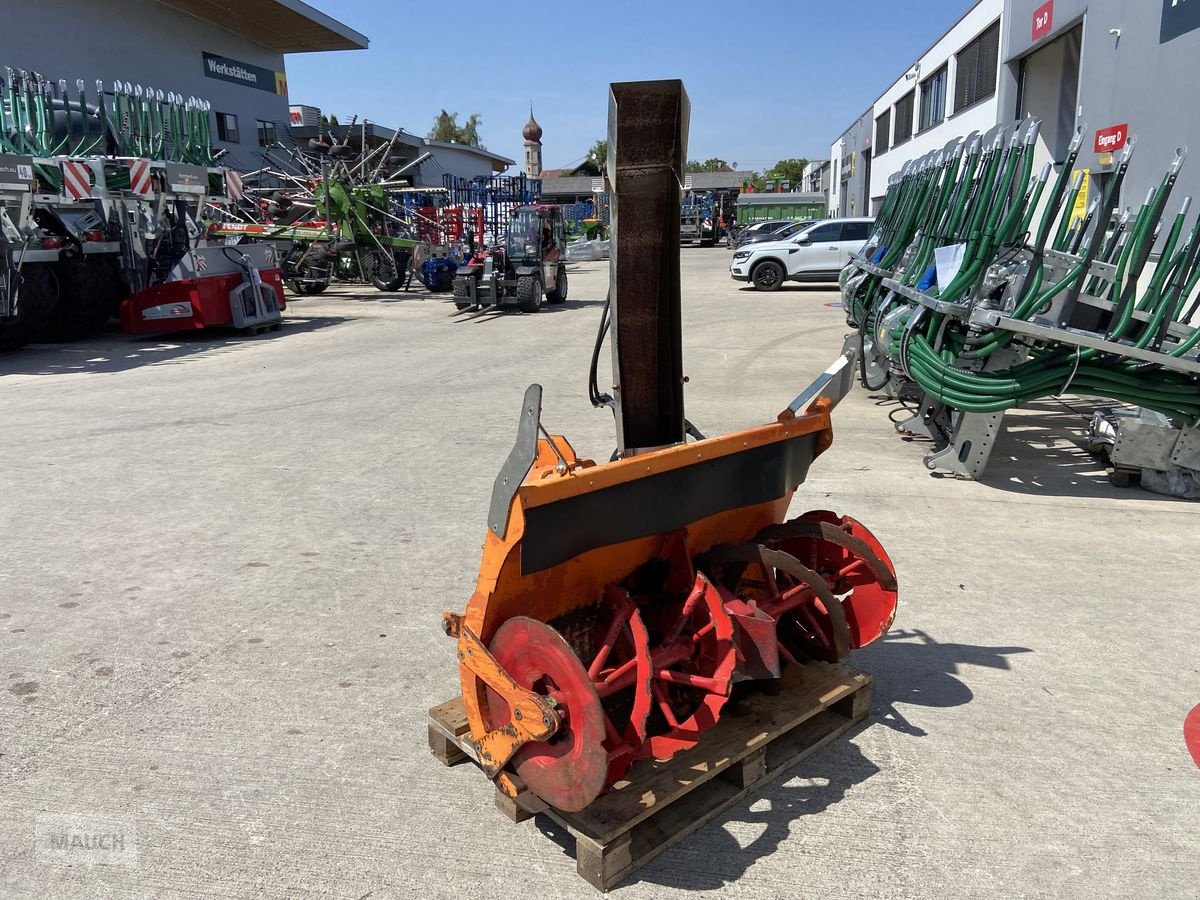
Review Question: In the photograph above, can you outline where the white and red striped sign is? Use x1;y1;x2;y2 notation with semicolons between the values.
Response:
194;253;208;273
129;159;153;197
61;161;93;200
225;169;244;202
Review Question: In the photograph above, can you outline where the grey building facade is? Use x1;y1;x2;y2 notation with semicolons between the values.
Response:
1000;0;1200;207
830;108;874;218
0;0;366;170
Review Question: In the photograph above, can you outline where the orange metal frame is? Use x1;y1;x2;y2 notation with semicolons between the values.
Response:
452;400;836;779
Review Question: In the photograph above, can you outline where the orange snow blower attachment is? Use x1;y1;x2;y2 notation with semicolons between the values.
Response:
442;80;898;813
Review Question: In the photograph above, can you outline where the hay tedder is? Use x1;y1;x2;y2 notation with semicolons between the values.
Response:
439;81;898;817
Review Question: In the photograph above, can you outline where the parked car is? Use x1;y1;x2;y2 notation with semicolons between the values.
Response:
736;219;817;249
731;219;792;247
729;218;875;291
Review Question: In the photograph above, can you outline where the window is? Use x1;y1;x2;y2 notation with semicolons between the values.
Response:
920;65;948;131
893;91;915;146
256;120;276;147
216;112;240;143
840;221;872;242
806;223;841;243
874;109;891;155
955;21;1000;113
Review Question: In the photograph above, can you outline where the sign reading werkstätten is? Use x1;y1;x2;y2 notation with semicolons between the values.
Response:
202;52;286;95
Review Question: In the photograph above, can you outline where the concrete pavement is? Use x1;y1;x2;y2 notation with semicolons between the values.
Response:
1;249;1197;898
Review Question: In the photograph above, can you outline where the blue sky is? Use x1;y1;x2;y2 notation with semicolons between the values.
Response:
287;0;975;172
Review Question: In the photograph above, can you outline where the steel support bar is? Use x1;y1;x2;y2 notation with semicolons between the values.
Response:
607;80;689;455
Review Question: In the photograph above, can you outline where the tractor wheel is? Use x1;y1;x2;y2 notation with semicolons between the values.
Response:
365;249;403;292
516;275;543;312
0;263;60;352
751;260;785;292
546;267;568;304
43;254;124;341
294;281;328;295
451;275;475;310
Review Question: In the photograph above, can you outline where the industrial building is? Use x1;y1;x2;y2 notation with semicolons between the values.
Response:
0;0;367;170
999;0;1200;207
830;0;1004;217
829;0;1200;218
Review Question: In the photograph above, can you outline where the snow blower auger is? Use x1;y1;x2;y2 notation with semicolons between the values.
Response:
441;80;898;814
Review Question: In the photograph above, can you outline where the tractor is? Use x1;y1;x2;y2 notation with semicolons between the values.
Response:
452;205;568;312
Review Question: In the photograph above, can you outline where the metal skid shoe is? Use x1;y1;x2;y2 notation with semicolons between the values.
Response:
923;409;1005;479
895;394;952;442
227;251;284;330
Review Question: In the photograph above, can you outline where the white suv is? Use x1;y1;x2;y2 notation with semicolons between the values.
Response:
730;218;874;291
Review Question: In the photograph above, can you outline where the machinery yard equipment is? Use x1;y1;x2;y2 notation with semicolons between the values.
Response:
451;204;569;312
437;81;897;847
680;189;732;247
0;66;283;349
208;131;428;296
841;119;1200;480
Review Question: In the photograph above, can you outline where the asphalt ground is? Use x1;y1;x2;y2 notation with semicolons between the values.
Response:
1;248;1197;898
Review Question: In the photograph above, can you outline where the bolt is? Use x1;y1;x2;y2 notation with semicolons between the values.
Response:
513;709;523;721
543;716;552;728
457;650;464;660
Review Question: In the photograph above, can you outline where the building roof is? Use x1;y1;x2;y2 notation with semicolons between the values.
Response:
289;123;424;151
540;176;603;197
738;191;826;206
682;172;748;190
159;0;369;53
423;140;516;167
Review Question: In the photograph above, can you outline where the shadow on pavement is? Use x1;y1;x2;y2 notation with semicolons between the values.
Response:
450;298;608;323
736;283;840;294
873;395;1191;503
533;628;1031;890
0;314;354;377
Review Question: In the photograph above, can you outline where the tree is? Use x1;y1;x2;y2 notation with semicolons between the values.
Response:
428;110;485;149
686;158;729;172
574;139;608;176
319;113;340;127
767;158;809;189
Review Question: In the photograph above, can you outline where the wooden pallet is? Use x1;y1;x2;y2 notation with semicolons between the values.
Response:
429;660;872;892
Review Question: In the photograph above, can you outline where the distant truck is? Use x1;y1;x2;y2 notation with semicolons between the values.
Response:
680;190;734;247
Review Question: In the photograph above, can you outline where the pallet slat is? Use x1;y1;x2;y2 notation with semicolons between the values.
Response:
429;660;872;892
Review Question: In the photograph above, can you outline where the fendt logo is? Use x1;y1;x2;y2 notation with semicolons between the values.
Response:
1094;124;1129;153
1032;0;1054;41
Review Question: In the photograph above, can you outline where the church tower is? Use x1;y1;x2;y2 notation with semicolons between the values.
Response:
523;109;543;179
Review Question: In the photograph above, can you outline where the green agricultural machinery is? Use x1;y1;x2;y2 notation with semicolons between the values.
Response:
1;67;281;351
841;119;1200;482
208;127;440;295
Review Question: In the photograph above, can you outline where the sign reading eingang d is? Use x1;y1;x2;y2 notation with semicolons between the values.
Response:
1162;0;1200;43
202;52;287;95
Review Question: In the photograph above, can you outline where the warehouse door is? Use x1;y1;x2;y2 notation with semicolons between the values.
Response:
1016;24;1083;169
